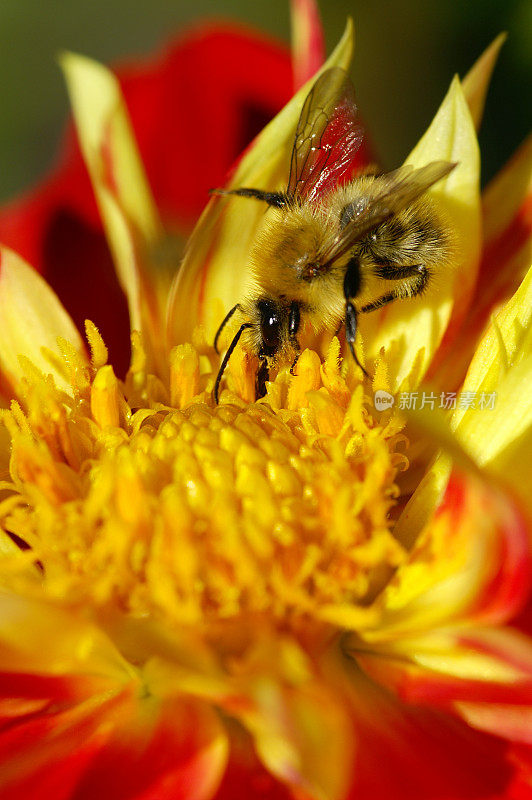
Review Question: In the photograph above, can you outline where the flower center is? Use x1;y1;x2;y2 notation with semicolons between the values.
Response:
1;326;408;639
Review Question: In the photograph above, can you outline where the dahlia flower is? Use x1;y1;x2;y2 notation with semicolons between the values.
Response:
0;3;531;799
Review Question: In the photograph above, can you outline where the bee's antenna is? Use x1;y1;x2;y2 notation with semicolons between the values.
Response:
213;322;254;404
214;304;242;354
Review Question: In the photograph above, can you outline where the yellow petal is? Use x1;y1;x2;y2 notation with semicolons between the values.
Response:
251;678;352;800
361;77;481;392
0;592;133;681
455;357;532;464
60;53;169;377
462;34;506;132
167;20;354;348
449;264;532;507
451;263;532;426
0;247;86;392
231;639;353;800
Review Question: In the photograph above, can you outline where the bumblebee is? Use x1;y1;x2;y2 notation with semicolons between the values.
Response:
213;67;455;402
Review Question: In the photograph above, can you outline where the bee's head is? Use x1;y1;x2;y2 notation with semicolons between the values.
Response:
213;297;302;404
256;297;300;358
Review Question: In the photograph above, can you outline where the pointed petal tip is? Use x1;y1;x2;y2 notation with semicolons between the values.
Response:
59;50;116;96
462;33;507;132
290;0;326;89
344;16;355;59
56;49;78;69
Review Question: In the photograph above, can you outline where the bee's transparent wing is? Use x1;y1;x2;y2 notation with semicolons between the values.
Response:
287;67;365;204
322;160;457;265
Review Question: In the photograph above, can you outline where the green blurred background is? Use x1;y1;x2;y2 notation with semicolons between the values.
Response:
0;0;530;203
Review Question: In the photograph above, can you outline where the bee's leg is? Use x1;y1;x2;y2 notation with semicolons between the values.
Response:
345;302;369;376
213;322;254;404
288;332;301;376
255;358;270;399
214;304;243;354
289;350;300;376
210;188;290;209
343;257;368;376
361;264;429;313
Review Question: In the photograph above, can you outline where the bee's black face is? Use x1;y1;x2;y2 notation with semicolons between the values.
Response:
257;299;281;355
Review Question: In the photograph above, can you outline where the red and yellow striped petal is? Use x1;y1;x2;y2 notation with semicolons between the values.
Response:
354;625;532;758
345;471;532;756
462;34;507;132
232;651;353;800
361;472;531;637
60;53;169;378
0;596;228;800
145;635;354;800
0;681;227;800
290;0;325;91
323;647;517;800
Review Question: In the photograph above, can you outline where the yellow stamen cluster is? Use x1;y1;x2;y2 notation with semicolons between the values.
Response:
0;325;409;638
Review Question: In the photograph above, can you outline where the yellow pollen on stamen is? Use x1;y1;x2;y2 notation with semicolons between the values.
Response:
0;326;409;638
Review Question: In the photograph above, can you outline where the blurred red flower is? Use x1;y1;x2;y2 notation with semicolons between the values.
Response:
0;25;293;373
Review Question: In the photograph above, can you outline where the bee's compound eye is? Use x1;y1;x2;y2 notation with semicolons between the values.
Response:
260;313;281;350
258;300;281;352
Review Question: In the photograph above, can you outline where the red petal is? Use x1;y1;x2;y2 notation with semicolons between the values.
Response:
333;659;519;800
214;731;293;800
0;675;227;800
73;693;227;800
0;684;126;800
119;26;292;231
349;702;516;800
506;744;532;799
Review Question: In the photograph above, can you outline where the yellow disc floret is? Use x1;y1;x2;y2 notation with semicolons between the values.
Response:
0;324;408;641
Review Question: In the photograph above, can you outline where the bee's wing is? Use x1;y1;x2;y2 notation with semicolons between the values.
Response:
322;160;457;265
287;67;365;204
